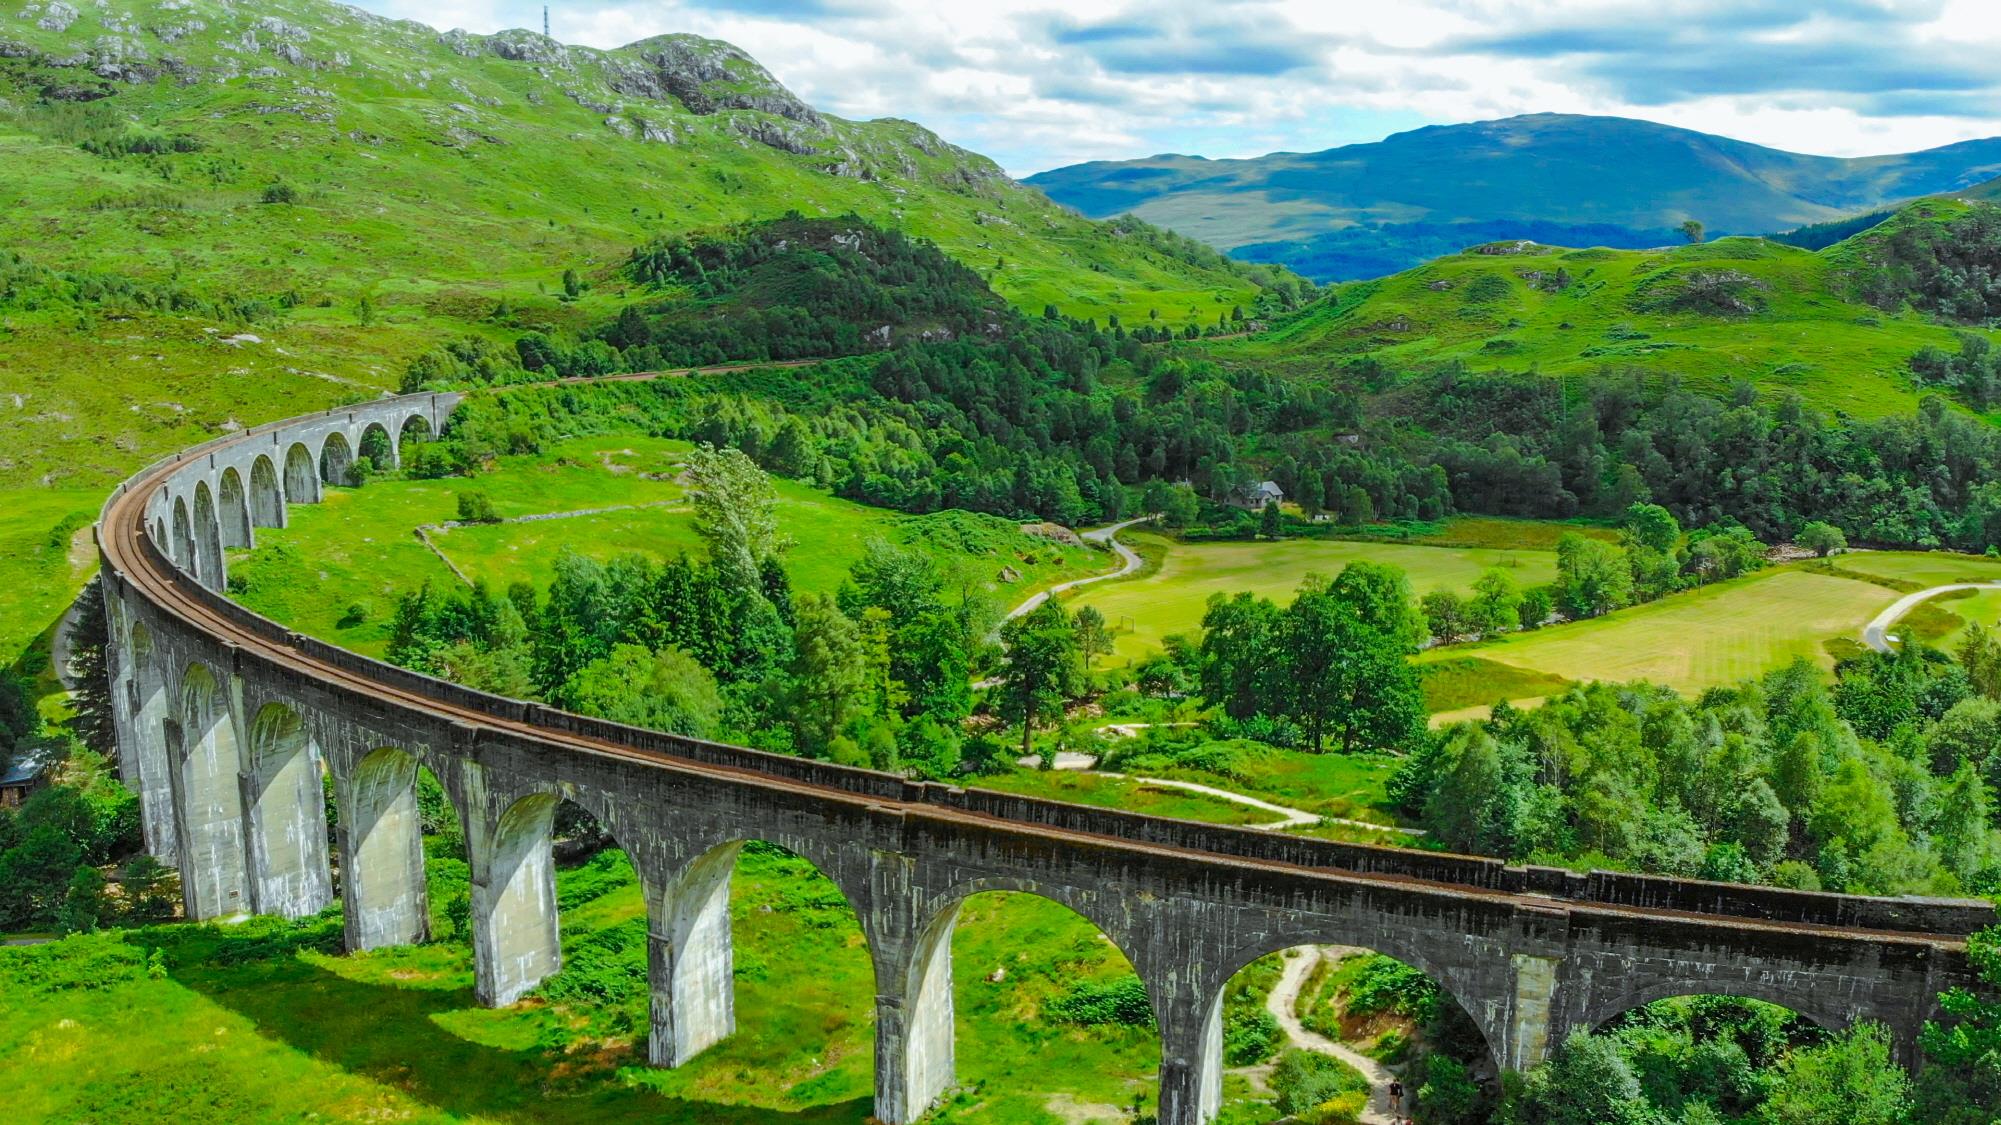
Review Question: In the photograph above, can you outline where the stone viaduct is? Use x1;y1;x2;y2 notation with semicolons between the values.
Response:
95;391;1992;1124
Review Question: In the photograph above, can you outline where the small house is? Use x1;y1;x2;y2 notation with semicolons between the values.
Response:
1232;480;1284;510
0;746;51;809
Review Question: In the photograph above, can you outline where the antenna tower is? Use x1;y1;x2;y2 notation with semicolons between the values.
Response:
543;6;550;37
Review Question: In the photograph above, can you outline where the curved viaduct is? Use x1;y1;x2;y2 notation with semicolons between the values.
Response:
95;391;1991;1124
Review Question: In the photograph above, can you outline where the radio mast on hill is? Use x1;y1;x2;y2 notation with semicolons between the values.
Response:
543;6;550;37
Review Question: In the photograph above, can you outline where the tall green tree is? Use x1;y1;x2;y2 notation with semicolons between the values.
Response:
1199;592;1281;720
1556;533;1634;618
63;578;115;757
1073;605;1113;667
1467;568;1524;637
998;600;1083;759
1281;567;1426;753
560;644;722;739
783;595;867;753
687;444;786;601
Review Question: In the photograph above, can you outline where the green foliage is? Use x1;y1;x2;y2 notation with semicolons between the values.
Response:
1342;954;1440;1024
0;931;148;994
1756;1023;1909;1125
561;645;722;739
1916;925;2001;1122
1269;1048;1368;1120
999;600;1085;758
455;490;500;524
1416;1053;1484;1124
1198;564;1425;753
1555;533;1633;618
1796;521;1846;557
1047;973;1155;1028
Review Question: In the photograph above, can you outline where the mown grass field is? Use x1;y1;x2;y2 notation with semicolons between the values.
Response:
228;433;1106;656
1427;567;1898;697
0;843;1170;1125
1066;528;1561;663
1221;221;1999;421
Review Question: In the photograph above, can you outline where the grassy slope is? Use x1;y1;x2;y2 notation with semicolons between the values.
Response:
1219;218;1996;420
1066;528;1560;663
228;433;1106;657
0;848;1160;1124
0;0;1269;663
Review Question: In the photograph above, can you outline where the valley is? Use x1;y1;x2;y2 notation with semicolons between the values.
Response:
2;3;1999;1125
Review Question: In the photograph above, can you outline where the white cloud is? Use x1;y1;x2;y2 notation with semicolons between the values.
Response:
349;0;2001;175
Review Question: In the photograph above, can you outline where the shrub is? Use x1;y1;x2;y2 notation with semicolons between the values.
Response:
1271;1049;1368;1120
260;181;298;204
1345;955;1440;1023
1048;973;1155;1028
456;490;500;524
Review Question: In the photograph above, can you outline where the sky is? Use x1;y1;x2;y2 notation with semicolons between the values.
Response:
350;0;2001;177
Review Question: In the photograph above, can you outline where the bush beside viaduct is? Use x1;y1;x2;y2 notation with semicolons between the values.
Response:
94;390;1993;1124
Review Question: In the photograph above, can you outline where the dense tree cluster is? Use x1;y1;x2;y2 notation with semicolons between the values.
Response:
1401;367;2001;550
1186;563;1428;753
1849;202;2001;323
386;448;1003;774
1394;643;2000;898
1502;1001;1909;1125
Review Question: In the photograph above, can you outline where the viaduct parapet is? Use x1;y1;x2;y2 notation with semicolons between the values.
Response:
95;390;1993;1124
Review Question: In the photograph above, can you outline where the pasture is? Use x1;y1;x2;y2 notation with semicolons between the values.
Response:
1067;530;1560;662
1430;568;1898;697
227;434;1105;656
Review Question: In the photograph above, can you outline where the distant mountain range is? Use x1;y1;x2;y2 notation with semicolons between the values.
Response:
1025;114;2001;281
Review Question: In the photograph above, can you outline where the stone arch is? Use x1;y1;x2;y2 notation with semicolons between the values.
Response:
248;454;285;529
358;420;396;469
152;517;168;553
1580;979;1856;1042
283;441;319;504
190;480;225;589
319;431;353;487
123;620;177;862
243;702;333;919
1193;925;1502;1121
473;790;563;1006
170;495;194;572
172;662;248;918
398;412;432;451
889;878;1159;1124
217;467;253;549
645;836;875;1081
339;745;432;950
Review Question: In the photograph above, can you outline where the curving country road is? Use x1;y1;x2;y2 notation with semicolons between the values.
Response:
1004;515;1154;620
1861;582;2001;653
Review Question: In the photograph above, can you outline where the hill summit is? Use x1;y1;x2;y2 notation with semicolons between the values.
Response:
1027;113;2001;281
0;0;1299;490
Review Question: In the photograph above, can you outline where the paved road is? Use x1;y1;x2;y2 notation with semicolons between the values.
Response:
1003;516;1154;620
1267;946;1402;1125
1862;582;2001;652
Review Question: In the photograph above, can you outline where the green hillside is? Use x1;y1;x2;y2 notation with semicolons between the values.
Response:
1026;113;2001;280
0;0;1305;663
0;0;1292;493
1223;203;2001;420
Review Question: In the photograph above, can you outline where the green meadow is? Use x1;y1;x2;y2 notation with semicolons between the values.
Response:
1424;567;1898;700
0;844;1170;1125
1223;218;1998;421
0;487;102;670
227;433;1107;657
1065;528;1562;663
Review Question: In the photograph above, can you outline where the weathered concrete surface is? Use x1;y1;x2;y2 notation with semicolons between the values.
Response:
96;389;1993;1125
